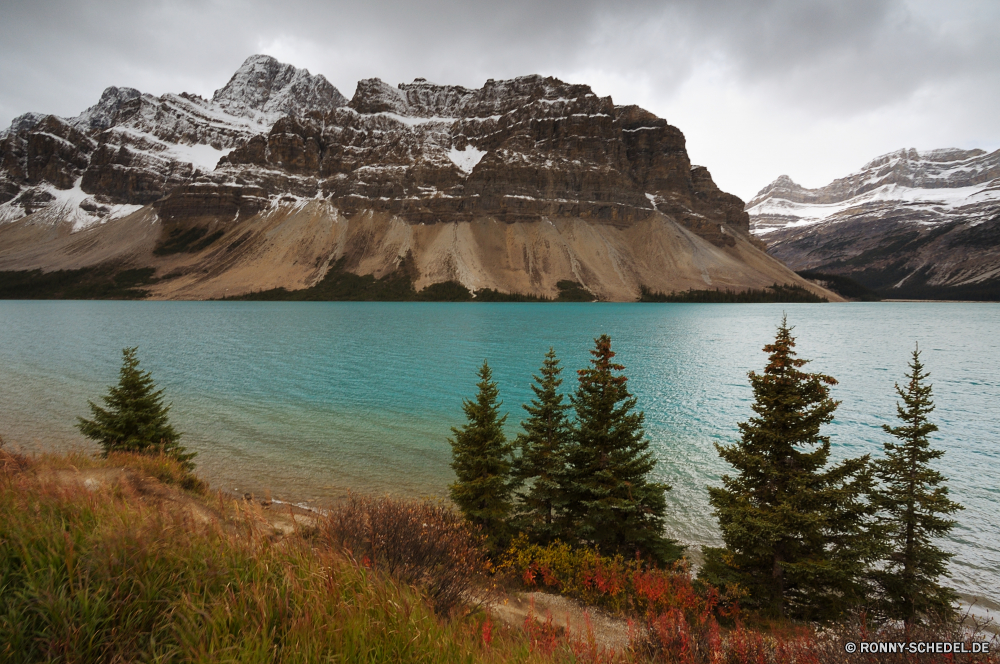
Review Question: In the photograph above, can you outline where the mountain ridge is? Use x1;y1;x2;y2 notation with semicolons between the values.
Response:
0;55;836;302
747;147;1000;300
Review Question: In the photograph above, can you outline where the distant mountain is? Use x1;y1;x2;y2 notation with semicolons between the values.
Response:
0;56;834;302
748;148;1000;300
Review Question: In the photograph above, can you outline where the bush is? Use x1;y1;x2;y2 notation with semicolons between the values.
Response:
501;537;742;621
318;494;492;616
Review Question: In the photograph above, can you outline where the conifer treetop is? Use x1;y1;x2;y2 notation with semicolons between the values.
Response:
448;360;515;553
77;346;194;470
707;316;874;620
568;334;679;563
513;347;573;544
873;344;962;624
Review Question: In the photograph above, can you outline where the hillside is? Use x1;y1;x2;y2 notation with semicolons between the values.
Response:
748;148;1000;300
0;56;836;301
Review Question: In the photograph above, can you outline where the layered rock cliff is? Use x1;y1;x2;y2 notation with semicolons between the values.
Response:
0;55;834;301
748;148;1000;299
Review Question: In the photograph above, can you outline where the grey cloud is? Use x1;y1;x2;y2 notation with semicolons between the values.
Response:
3;0;996;120
0;0;996;198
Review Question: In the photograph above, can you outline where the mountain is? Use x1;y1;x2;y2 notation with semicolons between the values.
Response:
748;148;1000;300
0;56;835;302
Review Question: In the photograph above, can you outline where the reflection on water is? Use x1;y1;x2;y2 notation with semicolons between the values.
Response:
1;300;997;605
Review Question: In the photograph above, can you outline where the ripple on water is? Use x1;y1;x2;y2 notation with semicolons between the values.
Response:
0;300;997;604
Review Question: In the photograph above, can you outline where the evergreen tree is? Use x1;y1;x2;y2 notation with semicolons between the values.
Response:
567;335;681;564
704;317;874;620
78;346;194;470
449;360;515;553
872;345;962;624
513;348;573;544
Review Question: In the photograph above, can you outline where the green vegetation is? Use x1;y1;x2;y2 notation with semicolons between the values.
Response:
153;226;225;255
638;283;827;303
555;280;595;301
871;346;963;624
703;317;875;620
449;361;517;554
0;452;558;664
512;348;574;544
796;270;882;301
223;257;422;301
474;288;553;302
502;536;741;619
566;336;679;564
452;338;680;567
0;265;156;299
0;326;990;662
78;346;195;471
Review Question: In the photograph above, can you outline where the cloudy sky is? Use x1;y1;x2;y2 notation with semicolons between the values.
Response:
2;0;997;200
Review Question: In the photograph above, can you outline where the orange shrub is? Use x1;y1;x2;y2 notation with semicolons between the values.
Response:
501;536;743;621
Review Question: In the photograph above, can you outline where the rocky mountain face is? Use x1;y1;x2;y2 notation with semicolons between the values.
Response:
0;55;343;225
748;148;1000;299
0;56;833;302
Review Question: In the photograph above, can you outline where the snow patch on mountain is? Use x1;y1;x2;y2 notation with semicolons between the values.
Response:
447;146;486;173
169;143;233;172
749;147;1000;235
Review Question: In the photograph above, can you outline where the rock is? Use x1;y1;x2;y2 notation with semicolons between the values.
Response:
212;54;348;122
748;147;1000;299
0;54;348;215
0;55;836;302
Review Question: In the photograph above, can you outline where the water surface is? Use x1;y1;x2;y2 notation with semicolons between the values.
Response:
1;301;997;607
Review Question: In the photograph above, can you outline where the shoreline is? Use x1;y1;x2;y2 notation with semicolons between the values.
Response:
11;435;1000;626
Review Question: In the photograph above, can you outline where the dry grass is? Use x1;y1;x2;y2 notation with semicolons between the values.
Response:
2;448;994;663
317;493;495;616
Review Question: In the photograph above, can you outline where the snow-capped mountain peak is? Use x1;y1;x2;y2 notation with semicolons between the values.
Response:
69;86;142;132
746;147;1000;299
0;54;350;227
212;54;348;124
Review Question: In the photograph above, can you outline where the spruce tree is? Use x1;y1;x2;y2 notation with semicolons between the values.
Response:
513;348;573;544
78;346;194;470
567;335;681;564
872;345;962;624
704;317;874;620
449;360;515;553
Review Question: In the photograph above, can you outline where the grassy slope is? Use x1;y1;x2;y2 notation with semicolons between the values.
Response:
2;450;995;663
0;451;548;664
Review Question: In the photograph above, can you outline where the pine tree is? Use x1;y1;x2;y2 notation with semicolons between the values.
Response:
77;346;194;470
704;317;874;620
872;345;962;624
567;335;681;564
449;360;515;553
513;348;573;544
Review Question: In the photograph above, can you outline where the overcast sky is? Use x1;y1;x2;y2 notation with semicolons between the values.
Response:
2;0;997;200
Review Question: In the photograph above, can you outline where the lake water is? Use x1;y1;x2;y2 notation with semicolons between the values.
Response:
1;301;997;609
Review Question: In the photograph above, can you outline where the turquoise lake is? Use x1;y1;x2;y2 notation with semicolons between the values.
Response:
0;301;997;609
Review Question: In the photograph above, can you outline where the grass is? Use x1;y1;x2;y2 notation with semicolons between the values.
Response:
2;447;996;663
0;449;596;663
